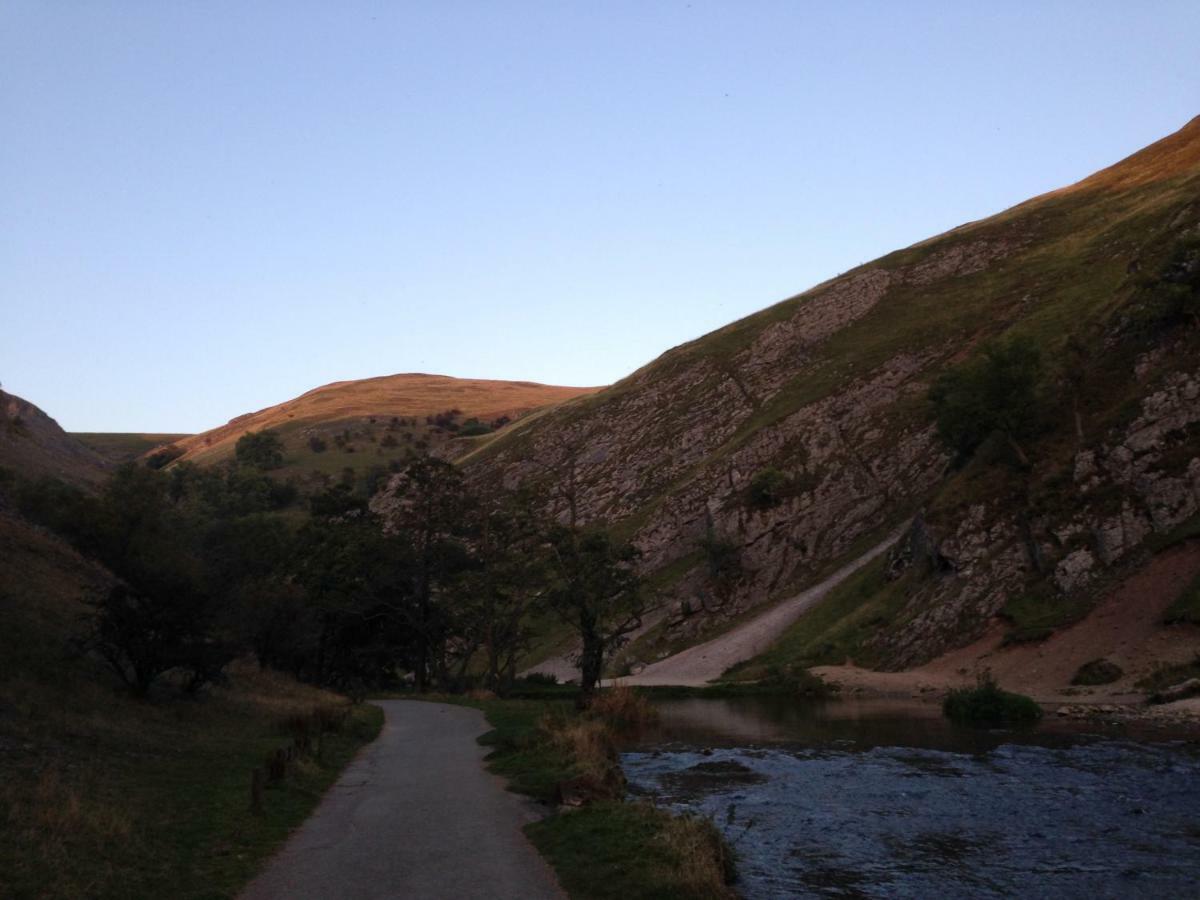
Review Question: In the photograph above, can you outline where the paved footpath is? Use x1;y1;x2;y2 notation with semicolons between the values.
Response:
240;700;564;900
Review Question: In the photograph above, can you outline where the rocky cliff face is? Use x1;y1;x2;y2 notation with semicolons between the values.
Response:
877;359;1200;669
451;116;1200;668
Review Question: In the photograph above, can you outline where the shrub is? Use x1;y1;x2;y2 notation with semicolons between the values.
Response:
308;436;327;453
1137;654;1200;694
1163;573;1200;625
943;672;1042;724
761;663;832;697
1071;658;1124;686
748;468;789;509
145;445;184;470
235;430;284;470
459;418;493;436
523;671;558;686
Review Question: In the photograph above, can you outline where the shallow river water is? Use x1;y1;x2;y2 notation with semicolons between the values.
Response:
622;698;1200;899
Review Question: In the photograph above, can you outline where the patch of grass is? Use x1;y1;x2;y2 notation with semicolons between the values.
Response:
1136;654;1200;694
527;802;736;900
942;673;1043;725
1164;572;1200;625
1000;584;1096;645
1071;658;1124;686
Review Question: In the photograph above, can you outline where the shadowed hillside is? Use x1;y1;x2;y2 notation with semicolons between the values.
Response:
0;390;110;486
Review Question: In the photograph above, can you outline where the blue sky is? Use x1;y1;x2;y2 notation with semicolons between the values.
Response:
2;2;1197;432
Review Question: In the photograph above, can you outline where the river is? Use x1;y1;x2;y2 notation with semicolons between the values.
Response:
622;697;1200;899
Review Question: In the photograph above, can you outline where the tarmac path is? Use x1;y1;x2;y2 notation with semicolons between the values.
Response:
240;700;564;900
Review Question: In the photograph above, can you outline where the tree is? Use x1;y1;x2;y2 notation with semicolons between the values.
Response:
378;454;472;690
544;525;645;706
929;336;1044;468
456;494;547;694
235;429;285;470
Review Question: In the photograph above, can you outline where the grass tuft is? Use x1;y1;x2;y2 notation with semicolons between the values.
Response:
943;672;1042;724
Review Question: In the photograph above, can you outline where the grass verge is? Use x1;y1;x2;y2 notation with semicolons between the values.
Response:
436;687;737;900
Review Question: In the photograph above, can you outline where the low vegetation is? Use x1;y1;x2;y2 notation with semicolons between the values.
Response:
1071;658;1124;686
943;673;1043;725
1163;572;1200;625
459;688;736;900
1137;654;1200;696
0;657;381;900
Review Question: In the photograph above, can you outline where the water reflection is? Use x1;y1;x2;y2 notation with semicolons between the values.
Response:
637;695;1197;753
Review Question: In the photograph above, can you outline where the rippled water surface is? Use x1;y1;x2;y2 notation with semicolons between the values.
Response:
623;698;1200;899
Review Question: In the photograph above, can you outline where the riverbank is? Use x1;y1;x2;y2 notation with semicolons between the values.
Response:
426;691;738;900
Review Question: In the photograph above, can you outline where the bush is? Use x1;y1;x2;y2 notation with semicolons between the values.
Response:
1071;658;1124;686
235;430;284;470
943;672;1042;724
145;445;184;470
761;663;832;697
523;672;558;686
308;436;327;453
748;468;790;509
459;418;493;436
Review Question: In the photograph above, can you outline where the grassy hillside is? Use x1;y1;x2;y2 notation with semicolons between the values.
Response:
152;374;602;492
0;510;381;899
173;373;601;464
470;115;1200;671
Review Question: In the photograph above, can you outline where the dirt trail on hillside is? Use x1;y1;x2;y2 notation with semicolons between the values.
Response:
815;540;1200;705
618;527;909;687
240;701;563;900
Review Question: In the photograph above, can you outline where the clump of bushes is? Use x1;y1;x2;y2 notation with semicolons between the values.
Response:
458;417;493;436
1137;654;1200;697
145;445;184;470
235;430;284;470
1071;658;1124;686
761;663;833;698
943;672;1042;724
748;468;790;509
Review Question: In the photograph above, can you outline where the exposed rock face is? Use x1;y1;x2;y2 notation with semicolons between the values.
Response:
459;251;999;634
874;365;1200;669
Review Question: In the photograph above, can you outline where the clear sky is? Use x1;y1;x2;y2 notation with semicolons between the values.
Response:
2;2;1197;432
